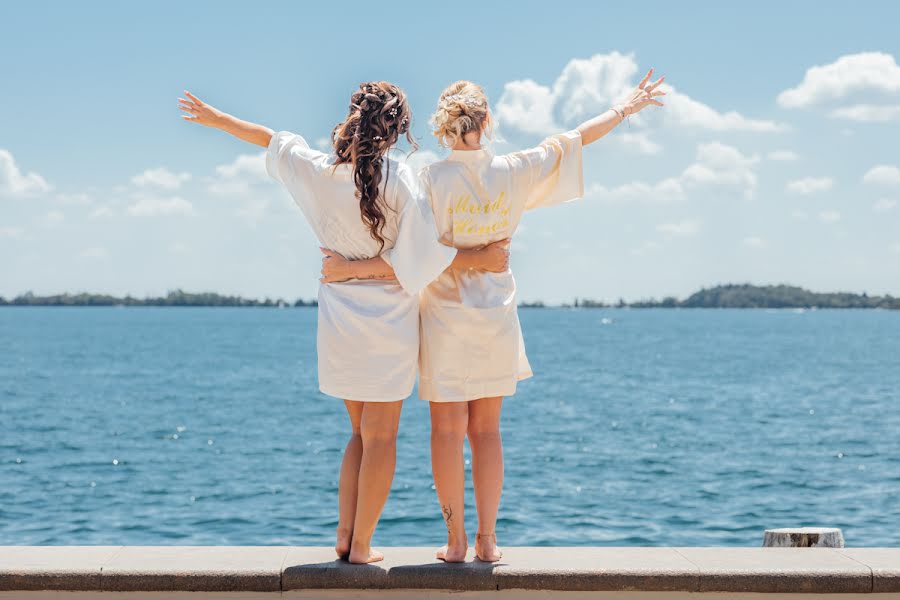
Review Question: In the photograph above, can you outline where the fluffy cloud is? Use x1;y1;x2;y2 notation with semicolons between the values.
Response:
495;52;783;142
818;210;841;223
829;104;900;122
778;52;900;122
778;52;900;107
656;219;701;237
873;198;897;212
862;165;900;186
79;246;108;260
0;226;23;238
209;152;269;195
767;150;798;161
0;149;51;197
742;236;766;248
132;167;191;190
397;149;440;173
127;196;194;217
589;141;758;202
786;176;834;195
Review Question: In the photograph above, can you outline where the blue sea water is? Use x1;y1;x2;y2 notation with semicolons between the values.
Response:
2;307;899;547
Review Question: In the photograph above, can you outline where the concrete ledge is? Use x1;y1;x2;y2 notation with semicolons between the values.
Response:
1;546;898;593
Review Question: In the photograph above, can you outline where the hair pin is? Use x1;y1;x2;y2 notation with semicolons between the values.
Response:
373;135;384;141
388;107;399;117
443;93;484;109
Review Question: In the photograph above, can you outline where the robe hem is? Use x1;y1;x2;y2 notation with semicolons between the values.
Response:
318;384;410;403
418;371;532;403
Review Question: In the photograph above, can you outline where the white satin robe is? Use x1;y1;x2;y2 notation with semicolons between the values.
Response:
266;131;457;401
418;130;584;403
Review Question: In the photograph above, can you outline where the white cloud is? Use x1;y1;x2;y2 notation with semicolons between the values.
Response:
209;152;269;195
656;219;700;237
45;210;64;224
743;236;766;248
618;131;663;155
90;205;113;219
495;52;783;137
873;198;897;212
767;150;798;161
314;136;332;152
397;149;440;173
127;196;194;217
169;242;191;255
829;104;900;122
56;192;92;205
132;167;191;190
778;52;900;108
818;210;841;223
588;141;758;202
588;177;684;202
786;176;834;195
891;242;900;254
0;149;51;196
862;164;900;186
0;226;23;238
79;246;108;260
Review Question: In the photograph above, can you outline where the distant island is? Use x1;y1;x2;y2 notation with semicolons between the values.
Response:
1;284;898;309
0;290;315;307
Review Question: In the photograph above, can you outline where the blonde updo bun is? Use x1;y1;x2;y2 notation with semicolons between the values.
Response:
430;81;491;148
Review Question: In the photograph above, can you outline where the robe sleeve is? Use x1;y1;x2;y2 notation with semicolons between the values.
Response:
381;165;457;295
265;130;324;206
514;129;585;211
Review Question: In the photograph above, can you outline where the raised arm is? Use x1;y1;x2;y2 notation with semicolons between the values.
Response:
576;68;666;146
320;240;511;284
179;91;273;148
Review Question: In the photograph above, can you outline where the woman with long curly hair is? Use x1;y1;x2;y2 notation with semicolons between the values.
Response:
322;71;665;562
179;81;509;563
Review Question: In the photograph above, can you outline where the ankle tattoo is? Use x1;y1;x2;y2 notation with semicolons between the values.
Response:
442;505;453;531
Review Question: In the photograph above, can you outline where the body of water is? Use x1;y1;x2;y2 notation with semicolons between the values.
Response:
2;307;899;546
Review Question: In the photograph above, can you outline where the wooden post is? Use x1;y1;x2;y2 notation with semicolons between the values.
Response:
763;527;844;548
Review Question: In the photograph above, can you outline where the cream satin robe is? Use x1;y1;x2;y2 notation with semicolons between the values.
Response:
418;131;584;403
266;131;457;401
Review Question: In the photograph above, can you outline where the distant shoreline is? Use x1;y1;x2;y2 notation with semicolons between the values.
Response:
2;284;898;310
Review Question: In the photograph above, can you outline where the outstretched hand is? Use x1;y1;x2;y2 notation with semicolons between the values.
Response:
178;91;225;128
621;68;666;116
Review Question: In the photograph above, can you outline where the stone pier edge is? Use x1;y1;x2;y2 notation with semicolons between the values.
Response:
2;546;899;593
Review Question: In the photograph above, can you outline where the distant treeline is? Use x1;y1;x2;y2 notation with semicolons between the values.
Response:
3;284;898;309
0;290;316;307
558;284;900;310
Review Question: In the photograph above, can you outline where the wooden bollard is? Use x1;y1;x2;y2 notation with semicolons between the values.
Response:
763;527;844;548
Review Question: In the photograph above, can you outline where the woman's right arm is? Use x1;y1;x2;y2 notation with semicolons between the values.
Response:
179;91;273;148
576;68;666;145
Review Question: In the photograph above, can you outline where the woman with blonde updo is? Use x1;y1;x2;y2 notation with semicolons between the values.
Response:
179;82;508;564
323;71;666;561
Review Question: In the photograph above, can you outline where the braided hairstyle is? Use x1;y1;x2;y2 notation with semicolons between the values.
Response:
332;81;415;251
430;80;491;148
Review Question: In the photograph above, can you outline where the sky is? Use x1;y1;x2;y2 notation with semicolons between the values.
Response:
1;0;899;304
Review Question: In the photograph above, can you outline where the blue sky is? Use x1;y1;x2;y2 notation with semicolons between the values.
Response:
2;1;899;303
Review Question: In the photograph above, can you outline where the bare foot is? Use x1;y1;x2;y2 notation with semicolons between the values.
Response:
335;528;352;559
475;532;502;562
348;545;384;564
435;542;468;563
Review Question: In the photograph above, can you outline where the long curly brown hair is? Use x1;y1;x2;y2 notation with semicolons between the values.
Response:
332;81;416;252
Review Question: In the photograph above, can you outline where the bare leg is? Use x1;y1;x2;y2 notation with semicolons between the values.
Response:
468;396;504;562
336;400;364;559
429;401;469;562
348;400;403;564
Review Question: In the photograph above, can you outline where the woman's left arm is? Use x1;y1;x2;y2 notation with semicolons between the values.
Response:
179;91;273;148
576;69;666;145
